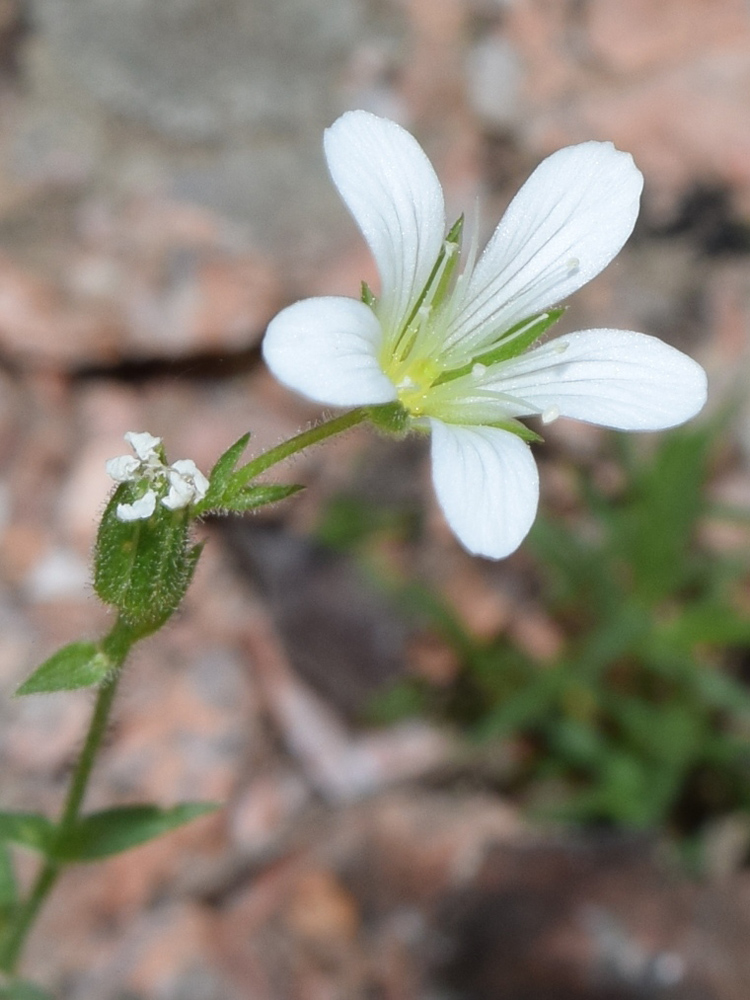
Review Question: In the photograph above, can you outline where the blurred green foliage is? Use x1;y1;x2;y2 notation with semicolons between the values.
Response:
320;421;750;841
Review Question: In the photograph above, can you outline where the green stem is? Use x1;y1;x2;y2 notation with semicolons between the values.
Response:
233;407;370;487
0;861;57;978
0;620;135;976
59;669;121;829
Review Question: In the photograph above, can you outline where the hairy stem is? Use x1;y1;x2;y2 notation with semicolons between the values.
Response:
232;406;370;487
0;620;134;975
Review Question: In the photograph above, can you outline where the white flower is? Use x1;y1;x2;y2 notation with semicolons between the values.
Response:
263;111;707;559
105;454;141;483
105;433;209;521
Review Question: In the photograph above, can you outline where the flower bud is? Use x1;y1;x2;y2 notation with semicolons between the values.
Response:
94;434;205;634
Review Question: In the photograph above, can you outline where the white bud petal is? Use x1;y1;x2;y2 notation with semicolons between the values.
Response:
170;459;209;500
161;481;193;510
116;490;157;522
106;454;140;482
193;470;209;500
124;431;162;462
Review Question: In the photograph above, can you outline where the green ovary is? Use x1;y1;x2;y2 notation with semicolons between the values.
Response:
391;357;443;415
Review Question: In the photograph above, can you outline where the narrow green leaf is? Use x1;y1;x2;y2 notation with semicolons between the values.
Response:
224;483;303;513
196;434;304;513
0;982;55;999
197;433;252;511
692;667;750;712
620;423;714;601
53;803;218;862
16;642;111;696
670;602;750;646
0;845;16;912
0;814;53;854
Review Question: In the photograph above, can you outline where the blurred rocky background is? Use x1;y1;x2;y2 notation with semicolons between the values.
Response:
2;0;750;997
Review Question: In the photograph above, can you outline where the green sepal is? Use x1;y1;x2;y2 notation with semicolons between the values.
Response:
445;215;464;246
484;418;544;444
398;217;465;339
366;402;410;435
93;492;202;636
52;803;218;863
420;216;464;317
16;642;112;696
361;281;376;307
474;307;565;366
434;308;566;386
0;814;53;855
0;982;54;1000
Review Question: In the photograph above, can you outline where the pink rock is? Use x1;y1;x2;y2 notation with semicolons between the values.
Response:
246;613;453;801
0;253;118;367
230;770;310;857
506;0;750;213
586;0;750;75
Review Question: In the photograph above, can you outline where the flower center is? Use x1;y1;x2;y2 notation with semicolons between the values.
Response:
394;357;442;415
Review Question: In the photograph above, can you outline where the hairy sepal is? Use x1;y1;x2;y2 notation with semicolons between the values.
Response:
94;487;202;636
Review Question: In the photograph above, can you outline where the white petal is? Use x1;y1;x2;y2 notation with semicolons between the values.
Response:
124;431;162;462
263;296;397;407
171;459;209;501
484;329;708;430
445;141;643;358
106;454;140;483
116;490;157;522
162;476;194;510
324;110;446;336
429;420;539;559
170;459;196;476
